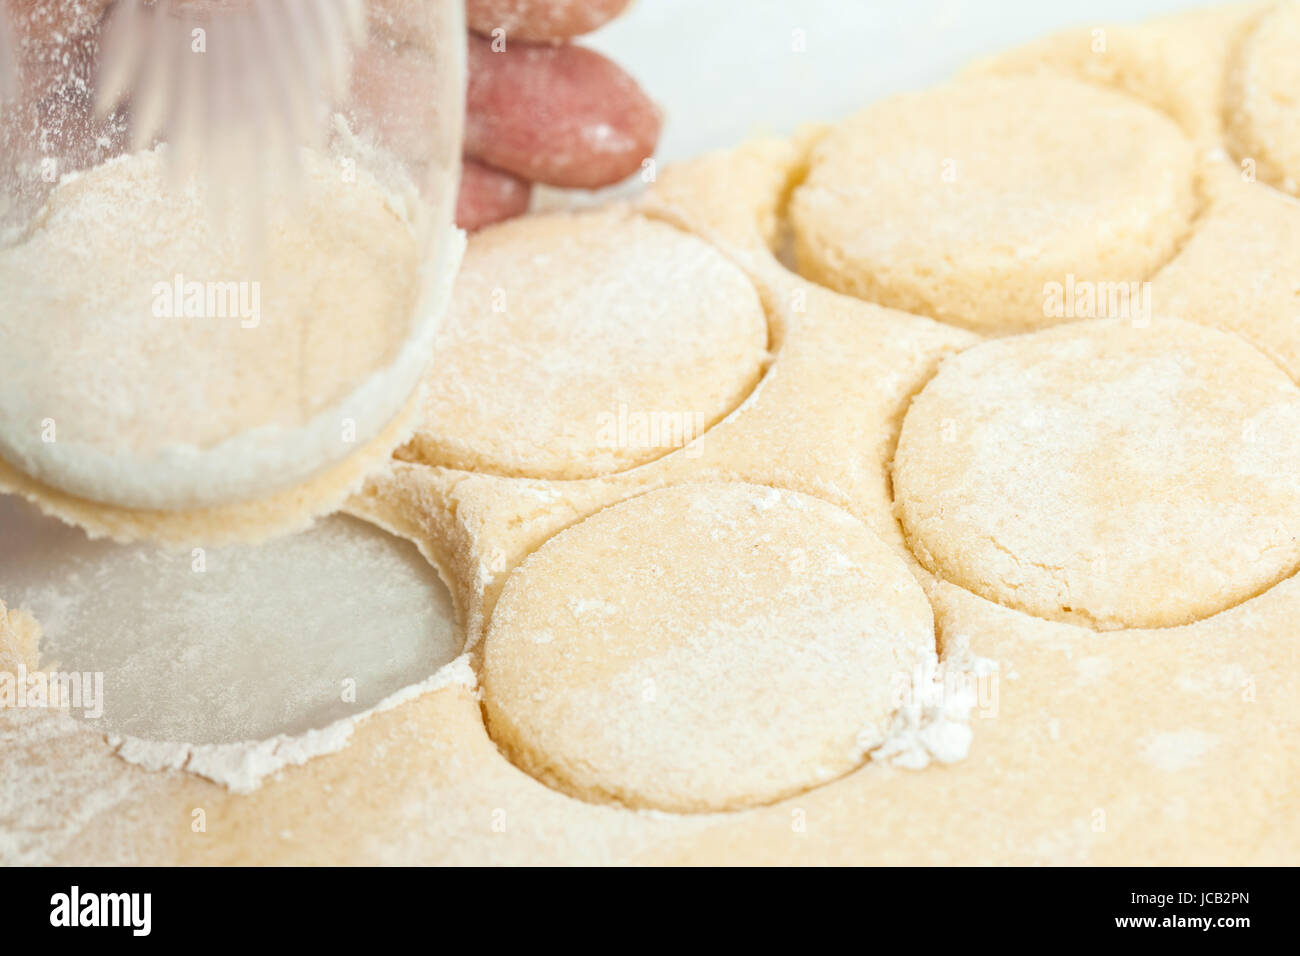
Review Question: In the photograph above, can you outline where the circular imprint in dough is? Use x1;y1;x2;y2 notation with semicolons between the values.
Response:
404;210;769;479
1227;1;1300;196
482;482;935;813
0;146;436;510
892;319;1300;631
0;496;461;744
789;75;1198;333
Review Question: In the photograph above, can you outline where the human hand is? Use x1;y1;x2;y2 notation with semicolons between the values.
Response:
457;0;662;230
1;1;661;232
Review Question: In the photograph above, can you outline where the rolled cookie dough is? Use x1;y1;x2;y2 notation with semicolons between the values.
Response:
0;146;445;513
963;3;1269;145
402;209;769;479
482;482;935;813
893;318;1300;630
789;74;1198;333
1227;1;1300;195
1152;167;1300;379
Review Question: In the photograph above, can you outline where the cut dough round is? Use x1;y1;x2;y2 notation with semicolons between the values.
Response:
1227;1;1300;196
0;146;448;511
893;319;1300;630
0;389;424;547
790;75;1198;333
403;210;769;479
482;481;934;813
964;3;1270;145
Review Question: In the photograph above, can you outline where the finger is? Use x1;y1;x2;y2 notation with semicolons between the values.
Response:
457;158;532;231
4;0;112;48
465;33;660;189
467;0;632;43
0;11;14;101
4;0;112;96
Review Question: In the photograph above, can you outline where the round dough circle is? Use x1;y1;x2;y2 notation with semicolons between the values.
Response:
790;75;1198;333
1226;0;1300;196
893;319;1300;630
405;210;769;479
482;481;935;813
0;147;437;510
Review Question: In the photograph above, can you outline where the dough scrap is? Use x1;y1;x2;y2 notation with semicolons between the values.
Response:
893;318;1300;630
789;74;1198;333
401;208;769;479
1152;167;1300;379
0;146;448;513
482;482;936;813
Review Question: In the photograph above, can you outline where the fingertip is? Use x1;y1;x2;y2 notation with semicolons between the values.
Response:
467;0;633;43
466;37;661;190
457;158;533;231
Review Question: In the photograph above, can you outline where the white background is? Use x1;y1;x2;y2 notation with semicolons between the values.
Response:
586;0;1202;163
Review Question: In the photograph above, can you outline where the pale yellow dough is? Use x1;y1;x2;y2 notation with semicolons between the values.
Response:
4;1;1300;866
1152;165;1300;378
789;74;1198;333
482;482;934;813
0;151;977;861
1227;1;1300;195
402;209;769;479
965;3;1270;144
893;318;1300;630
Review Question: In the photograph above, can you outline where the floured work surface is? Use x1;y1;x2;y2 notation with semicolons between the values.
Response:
3;0;1300;864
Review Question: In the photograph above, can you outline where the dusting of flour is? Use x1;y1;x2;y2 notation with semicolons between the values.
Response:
0;498;470;793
